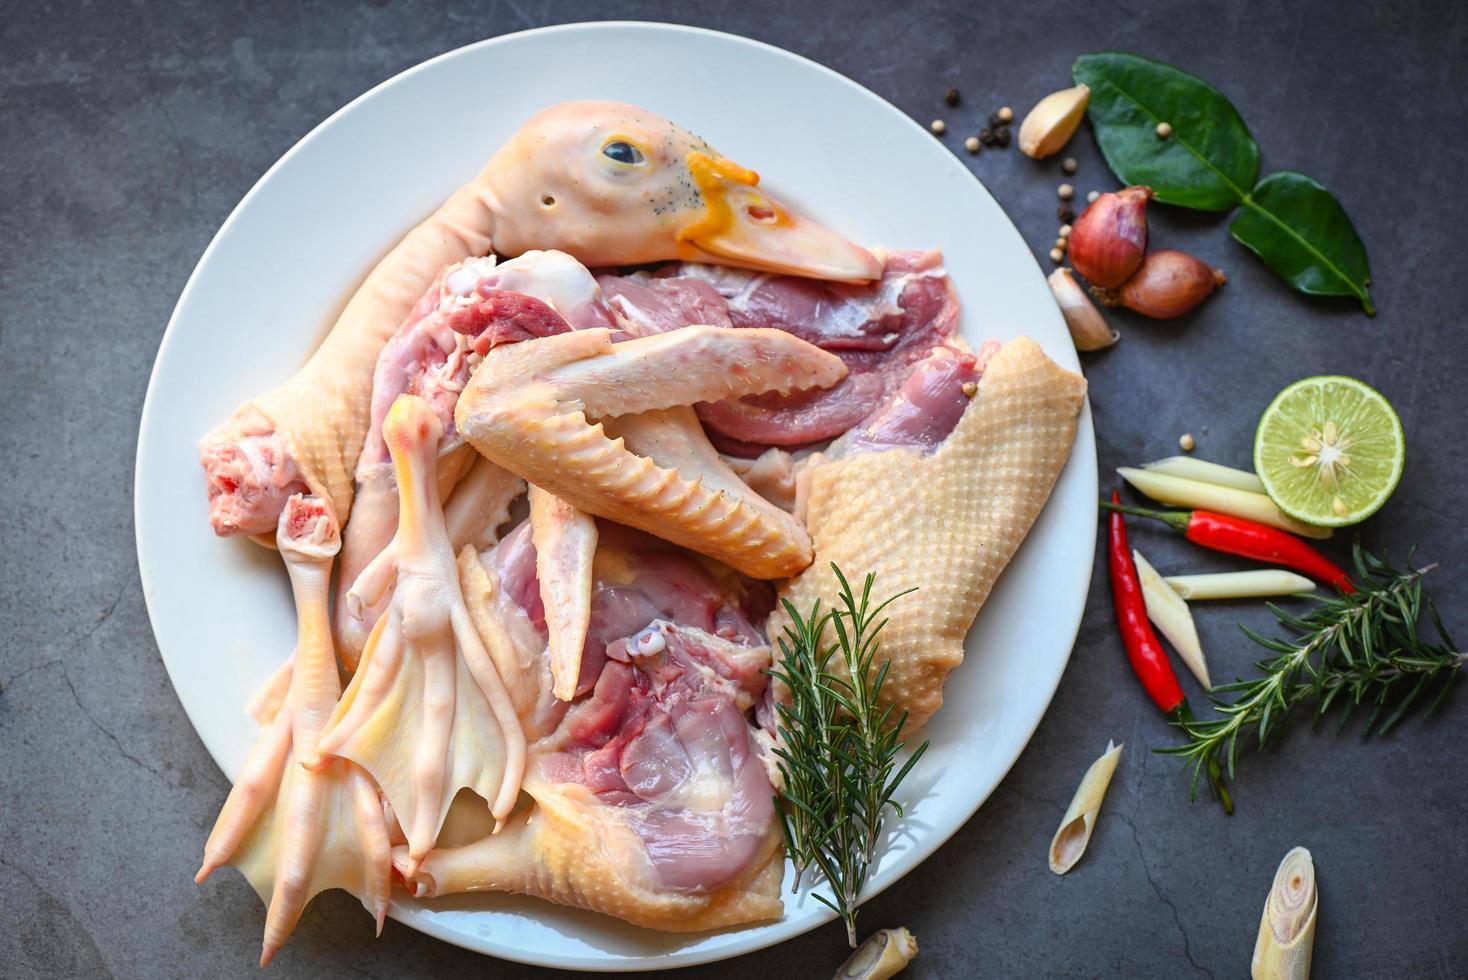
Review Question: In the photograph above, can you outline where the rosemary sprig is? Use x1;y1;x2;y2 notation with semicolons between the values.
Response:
766;565;927;948
1164;544;1465;798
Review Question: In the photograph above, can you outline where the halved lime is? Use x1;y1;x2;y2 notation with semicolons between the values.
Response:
1254;375;1404;527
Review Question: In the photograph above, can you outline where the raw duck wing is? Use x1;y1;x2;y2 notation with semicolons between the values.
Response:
403;531;784;932
773;337;1087;731
311;396;526;873
195;496;390;965
454;326;847;578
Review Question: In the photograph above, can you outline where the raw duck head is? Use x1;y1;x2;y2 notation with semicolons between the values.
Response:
483;100;881;282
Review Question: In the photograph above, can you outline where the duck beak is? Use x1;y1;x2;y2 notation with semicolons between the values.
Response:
677;152;881;283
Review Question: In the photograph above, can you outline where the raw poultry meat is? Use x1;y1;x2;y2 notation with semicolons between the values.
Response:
597;250;961;453
186;96;1096;960
402;520;785;930
774;337;1088;731
335;249;623;667
200;100;878;543
454;325;847;578
195;495;390;965
311;395;525;873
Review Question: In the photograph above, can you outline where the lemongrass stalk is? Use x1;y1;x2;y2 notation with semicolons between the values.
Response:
1165;570;1317;601
1049;741;1123;875
1117;467;1330;539
1251;847;1317;980
1142;456;1265;493
1134;550;1210;688
834;928;919;979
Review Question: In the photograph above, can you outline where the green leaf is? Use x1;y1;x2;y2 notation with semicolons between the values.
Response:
1231;171;1375;314
1073;51;1259;211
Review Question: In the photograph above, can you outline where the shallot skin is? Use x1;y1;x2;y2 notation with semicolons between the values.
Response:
1069;186;1151;289
1103;249;1226;319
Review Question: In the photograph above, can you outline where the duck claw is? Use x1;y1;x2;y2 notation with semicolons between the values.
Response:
196;495;392;962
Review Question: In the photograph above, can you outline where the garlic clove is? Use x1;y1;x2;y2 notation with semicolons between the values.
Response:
1018;83;1091;159
1096;248;1226;319
1048;268;1119;352
1069;186;1152;288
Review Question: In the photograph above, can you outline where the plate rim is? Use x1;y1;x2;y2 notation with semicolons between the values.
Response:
135;19;1097;971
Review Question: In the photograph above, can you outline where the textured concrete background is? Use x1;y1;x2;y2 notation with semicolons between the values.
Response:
3;1;1465;977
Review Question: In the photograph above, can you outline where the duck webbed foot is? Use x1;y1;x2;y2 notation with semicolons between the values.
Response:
313;395;528;874
195;495;391;966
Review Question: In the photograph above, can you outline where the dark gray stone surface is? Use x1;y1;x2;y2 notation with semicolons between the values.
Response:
3;1;1465;976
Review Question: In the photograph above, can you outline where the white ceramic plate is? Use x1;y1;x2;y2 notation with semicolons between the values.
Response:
136;21;1096;972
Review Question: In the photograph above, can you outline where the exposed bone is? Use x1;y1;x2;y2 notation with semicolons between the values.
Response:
195;496;391;965
313;396;527;873
456;326;846;578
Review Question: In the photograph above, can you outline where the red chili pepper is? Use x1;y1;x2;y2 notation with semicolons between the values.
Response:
1106;492;1232;812
1101;501;1355;593
1107;491;1187;713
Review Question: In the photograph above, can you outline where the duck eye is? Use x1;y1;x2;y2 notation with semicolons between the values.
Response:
602;140;645;165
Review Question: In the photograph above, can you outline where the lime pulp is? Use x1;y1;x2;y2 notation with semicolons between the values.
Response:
1253;375;1405;528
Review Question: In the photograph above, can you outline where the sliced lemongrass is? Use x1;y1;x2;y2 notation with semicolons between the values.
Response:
1117;467;1331;540
835;927;919;979
1049;740;1123;875
1133;550;1209;688
1166;570;1317;601
1142;456;1265;493
1251;847;1317;980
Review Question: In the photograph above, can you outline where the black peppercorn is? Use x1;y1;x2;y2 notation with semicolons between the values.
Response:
994;127;1012;147
944;88;961;107
1057;205;1076;223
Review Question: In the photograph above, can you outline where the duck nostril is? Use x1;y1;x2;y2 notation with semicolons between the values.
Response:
541;194;556;207
746;203;776;223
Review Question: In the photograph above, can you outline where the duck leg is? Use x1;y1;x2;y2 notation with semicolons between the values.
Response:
195;495;391;966
772;337;1087;731
455;326;847;578
312;395;527;873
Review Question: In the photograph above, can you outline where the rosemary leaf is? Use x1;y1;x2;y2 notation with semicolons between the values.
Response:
768;565;926;948
1169;546;1465;800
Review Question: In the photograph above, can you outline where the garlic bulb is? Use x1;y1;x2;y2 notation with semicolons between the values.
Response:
1251;847;1318;980
1049;740;1123;874
834;927;919;979
1018;84;1091;159
1048;268;1119;352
